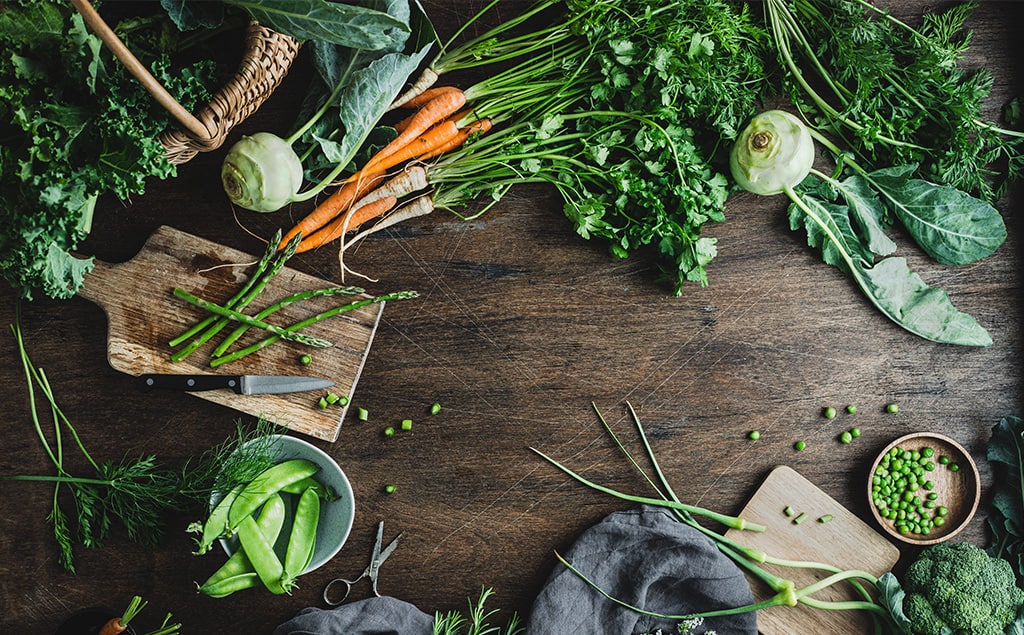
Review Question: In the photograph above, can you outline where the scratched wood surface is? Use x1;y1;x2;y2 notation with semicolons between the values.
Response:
0;2;1020;633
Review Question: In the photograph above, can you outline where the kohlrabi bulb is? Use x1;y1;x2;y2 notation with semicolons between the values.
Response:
221;132;303;213
730;110;815;195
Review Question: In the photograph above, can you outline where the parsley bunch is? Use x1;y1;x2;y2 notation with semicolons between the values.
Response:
0;1;216;300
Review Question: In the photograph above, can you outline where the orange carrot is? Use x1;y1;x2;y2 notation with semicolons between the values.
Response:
363;119;461;174
279;171;385;249
416;118;492;162
99;618;128;635
296;195;399;253
365;89;466;172
395;85;461;111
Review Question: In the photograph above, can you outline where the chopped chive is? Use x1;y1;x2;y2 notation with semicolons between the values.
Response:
783;505;796;517
817;514;834;524
793;512;808;525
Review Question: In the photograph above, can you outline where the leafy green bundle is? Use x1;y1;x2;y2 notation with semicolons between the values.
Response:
0;1;217;300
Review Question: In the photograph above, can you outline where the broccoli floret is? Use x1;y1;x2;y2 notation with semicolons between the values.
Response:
901;542;1024;634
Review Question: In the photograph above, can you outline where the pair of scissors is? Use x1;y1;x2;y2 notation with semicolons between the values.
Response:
323;520;403;606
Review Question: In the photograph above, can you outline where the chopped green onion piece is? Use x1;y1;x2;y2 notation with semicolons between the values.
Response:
384;484;396;494
784;505;796;517
817;514;833;524
383;426;395;438
793;512;808;525
317;397;328;409
401;419;413;431
299;354;313;366
358;407;369;421
325;393;340;404
430;402;441;415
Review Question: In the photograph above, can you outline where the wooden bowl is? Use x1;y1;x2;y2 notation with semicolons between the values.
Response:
867;432;980;545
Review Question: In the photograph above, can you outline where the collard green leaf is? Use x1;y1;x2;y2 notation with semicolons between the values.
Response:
868;166;1007;266
224;0;409;51
793;191;992;346
987;416;1024;578
159;0;227;31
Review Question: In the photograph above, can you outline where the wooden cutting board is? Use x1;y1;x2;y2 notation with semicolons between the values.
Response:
724;465;901;635
77;225;386;442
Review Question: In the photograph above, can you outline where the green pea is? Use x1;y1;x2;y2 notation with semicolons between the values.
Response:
794;440;806;451
936;506;949;517
921;447;934;458
938;455;950;465
846;404;857;414
934;516;946;527
748;430;761;441
850;427;861;438
839;431;853;444
886;403;899;413
823;406;837;419
949;463;960;472
384;484;396;494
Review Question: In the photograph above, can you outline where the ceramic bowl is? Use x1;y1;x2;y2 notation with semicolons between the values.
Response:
867;432;980;546
213;434;355;574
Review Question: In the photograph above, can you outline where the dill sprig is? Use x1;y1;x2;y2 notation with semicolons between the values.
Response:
3;308;281;572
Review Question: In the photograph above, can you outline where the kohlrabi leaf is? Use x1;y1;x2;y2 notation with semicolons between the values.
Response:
835;174;898;257
867;166;1007;266
224;0;409;51
791;190;993;347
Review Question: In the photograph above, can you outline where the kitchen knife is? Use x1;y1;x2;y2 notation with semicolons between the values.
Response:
140;373;335;395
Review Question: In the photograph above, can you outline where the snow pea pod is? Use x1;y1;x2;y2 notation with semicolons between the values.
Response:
197;572;261;598
194;482;246;555
283;486;320;584
201;493;286;591
228;459;319;531
280;475;337;501
237;514;288;595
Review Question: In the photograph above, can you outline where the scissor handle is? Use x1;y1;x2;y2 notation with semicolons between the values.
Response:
322;577;356;606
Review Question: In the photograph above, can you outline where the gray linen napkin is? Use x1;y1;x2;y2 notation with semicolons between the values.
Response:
524;505;757;634
274;505;757;634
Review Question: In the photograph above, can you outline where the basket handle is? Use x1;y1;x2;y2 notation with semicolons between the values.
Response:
70;0;212;141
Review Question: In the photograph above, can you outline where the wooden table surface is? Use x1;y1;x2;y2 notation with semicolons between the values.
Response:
1;2;1021;633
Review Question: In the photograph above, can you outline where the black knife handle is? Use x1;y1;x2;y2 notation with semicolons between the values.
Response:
140;374;239;392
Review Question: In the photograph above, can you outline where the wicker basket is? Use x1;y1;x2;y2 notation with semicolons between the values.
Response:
71;0;301;165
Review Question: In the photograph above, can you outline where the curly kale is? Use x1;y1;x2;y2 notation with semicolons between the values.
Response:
900;542;1024;635
0;1;216;299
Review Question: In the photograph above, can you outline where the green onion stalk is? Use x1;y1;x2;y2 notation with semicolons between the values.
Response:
532;402;901;635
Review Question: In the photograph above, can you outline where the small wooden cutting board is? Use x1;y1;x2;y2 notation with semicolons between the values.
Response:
77;225;385;442
724;465;901;635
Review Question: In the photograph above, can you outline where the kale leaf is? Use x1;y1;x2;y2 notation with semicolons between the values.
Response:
0;1;216;299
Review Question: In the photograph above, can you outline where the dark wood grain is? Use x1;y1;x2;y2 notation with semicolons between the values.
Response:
0;2;1021;633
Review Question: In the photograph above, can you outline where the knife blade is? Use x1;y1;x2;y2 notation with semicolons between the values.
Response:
140;373;335;395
